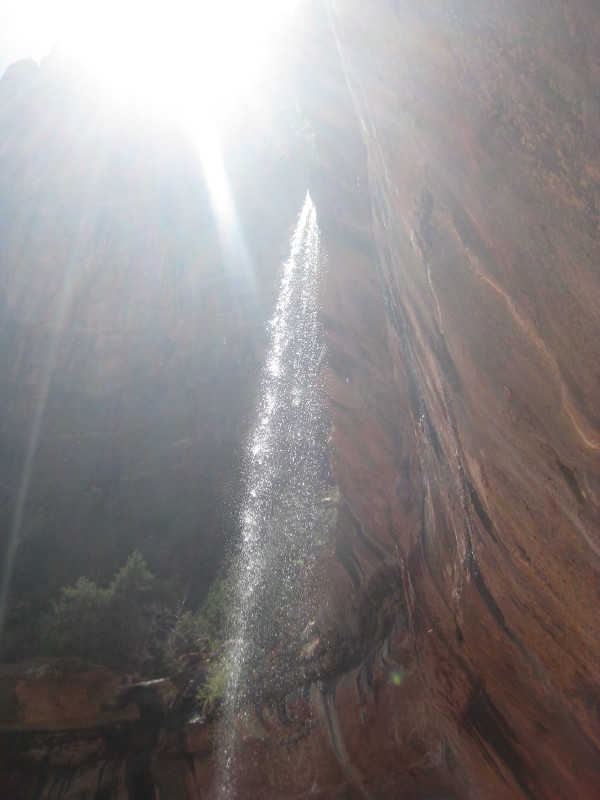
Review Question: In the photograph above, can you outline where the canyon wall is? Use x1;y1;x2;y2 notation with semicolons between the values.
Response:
1;1;599;798
206;1;600;796
316;0;600;796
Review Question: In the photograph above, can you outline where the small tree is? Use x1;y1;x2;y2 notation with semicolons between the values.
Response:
40;551;231;678
41;551;156;671
41;576;109;660
108;550;154;670
110;550;153;598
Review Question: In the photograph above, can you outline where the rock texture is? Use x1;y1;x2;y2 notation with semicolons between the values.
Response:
312;0;600;797
0;659;176;798
197;1;600;796
1;0;600;798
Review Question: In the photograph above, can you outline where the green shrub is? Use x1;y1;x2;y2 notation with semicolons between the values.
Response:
195;570;232;650
40;551;165;674
39;552;233;677
196;656;230;716
41;576;110;660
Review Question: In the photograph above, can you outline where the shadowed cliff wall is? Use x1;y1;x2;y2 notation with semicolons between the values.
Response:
0;54;308;637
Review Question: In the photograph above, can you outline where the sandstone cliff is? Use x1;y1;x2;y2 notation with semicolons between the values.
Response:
1;1;599;798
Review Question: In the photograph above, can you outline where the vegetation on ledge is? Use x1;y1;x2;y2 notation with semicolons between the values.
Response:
1;550;232;680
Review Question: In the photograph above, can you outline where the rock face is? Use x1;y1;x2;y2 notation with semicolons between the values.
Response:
208;1;600;796
311;0;600;797
0;659;176;798
1;0;600;798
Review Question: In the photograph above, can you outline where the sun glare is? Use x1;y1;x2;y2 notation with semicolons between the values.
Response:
3;0;299;117
2;0;301;238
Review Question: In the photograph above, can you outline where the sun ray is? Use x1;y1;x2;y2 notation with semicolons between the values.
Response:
0;1;302;628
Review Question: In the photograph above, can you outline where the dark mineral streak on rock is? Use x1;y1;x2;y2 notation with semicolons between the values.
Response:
464;679;536;800
319;1;600;798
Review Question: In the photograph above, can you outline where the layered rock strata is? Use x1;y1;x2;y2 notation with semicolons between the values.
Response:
193;1;600;796
315;1;600;797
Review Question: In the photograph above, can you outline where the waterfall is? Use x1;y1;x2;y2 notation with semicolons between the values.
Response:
215;192;329;797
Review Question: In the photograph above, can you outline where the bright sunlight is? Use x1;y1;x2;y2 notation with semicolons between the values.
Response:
2;0;300;116
1;0;301;259
0;0;303;645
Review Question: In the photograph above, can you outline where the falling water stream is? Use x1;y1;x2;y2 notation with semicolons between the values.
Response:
215;192;330;797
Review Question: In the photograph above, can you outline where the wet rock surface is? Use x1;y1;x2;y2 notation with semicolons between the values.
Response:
208;1;600;796
315;0;600;797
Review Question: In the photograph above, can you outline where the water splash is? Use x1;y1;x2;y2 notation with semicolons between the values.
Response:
215;192;329;797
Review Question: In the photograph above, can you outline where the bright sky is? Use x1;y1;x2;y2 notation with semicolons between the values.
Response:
0;0;300;115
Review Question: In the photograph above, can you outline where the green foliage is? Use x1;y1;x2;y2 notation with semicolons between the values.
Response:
166;610;203;659
40;552;155;673
110;550;153;598
38;551;232;678
196;656;230;716
195;570;232;649
42;576;110;660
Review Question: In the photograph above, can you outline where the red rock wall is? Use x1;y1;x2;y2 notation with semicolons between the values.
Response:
1;3;599;798
320;1;600;797
168;3;600;796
